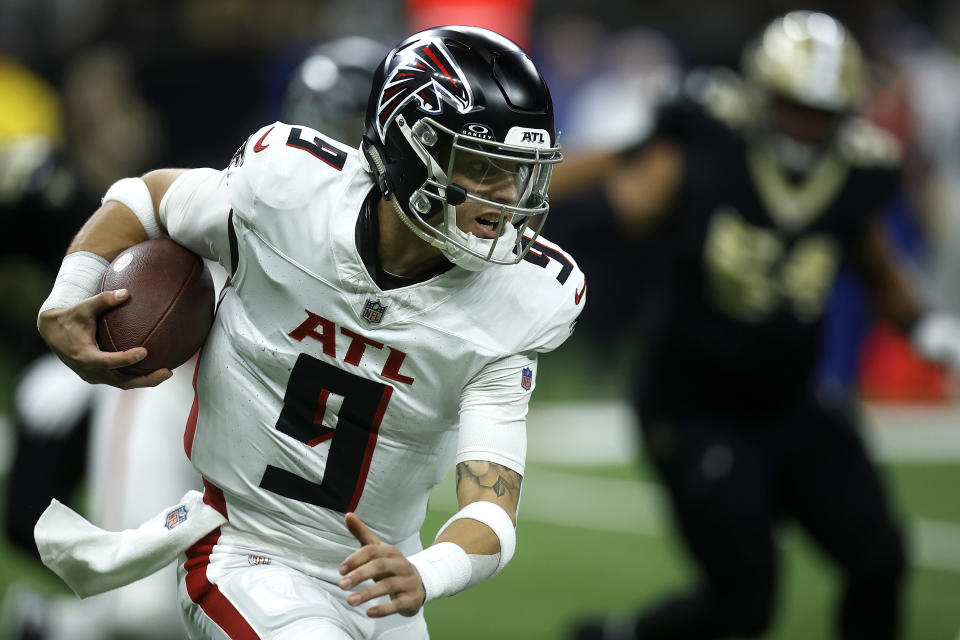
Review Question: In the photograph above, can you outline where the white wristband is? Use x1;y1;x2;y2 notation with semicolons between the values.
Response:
407;542;471;603
407;501;517;603
37;252;109;322
102;177;163;239
436;501;516;574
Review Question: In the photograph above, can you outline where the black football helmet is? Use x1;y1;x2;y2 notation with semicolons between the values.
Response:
361;25;562;270
282;36;389;146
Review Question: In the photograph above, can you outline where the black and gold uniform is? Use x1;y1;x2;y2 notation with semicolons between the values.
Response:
638;70;901;419
625;70;907;640
567;12;917;637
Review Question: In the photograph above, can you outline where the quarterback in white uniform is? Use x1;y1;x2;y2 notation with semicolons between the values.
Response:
37;26;583;639
5;39;378;640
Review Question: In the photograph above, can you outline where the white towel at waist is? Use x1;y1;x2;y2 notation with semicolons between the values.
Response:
34;489;227;598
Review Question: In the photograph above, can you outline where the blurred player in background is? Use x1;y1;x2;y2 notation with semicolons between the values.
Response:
2;37;382;640
557;11;960;640
0;56;89;367
35;25;580;639
281;36;389;145
0;56;91;567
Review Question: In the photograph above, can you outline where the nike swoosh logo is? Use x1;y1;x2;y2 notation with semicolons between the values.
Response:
574;279;586;305
253;126;275;152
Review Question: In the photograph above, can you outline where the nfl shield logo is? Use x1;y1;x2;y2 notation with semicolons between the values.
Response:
362;299;387;324
521;367;533;391
165;505;188;530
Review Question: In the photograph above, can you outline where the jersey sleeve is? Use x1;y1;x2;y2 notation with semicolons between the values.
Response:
457;353;537;475
157;167;233;270
837;119;906;243
523;237;587;354
859;165;903;223
225;121;347;225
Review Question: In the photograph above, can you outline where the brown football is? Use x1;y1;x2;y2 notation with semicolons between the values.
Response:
96;238;215;376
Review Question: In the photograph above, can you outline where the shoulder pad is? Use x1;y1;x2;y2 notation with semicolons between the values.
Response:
512;234;586;353
681;67;751;132
226;122;359;219
835;118;901;168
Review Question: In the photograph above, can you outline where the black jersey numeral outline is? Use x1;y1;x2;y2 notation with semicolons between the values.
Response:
285;128;348;171
259;353;393;513
518;236;574;285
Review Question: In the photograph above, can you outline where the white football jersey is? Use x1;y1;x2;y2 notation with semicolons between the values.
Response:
159;122;584;571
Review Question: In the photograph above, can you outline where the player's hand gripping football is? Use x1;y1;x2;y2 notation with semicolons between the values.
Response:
339;512;427;617
38;290;172;389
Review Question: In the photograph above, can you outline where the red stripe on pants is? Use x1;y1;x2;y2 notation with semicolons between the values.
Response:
184;528;260;640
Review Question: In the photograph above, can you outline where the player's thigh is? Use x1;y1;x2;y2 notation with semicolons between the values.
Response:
642;414;778;581
267;617;357;640
179;559;368;640
268;598;428;640
266;610;428;640
784;401;904;572
373;610;429;640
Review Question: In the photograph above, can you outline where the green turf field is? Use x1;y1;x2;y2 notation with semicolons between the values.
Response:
2;459;956;639
1;340;958;639
418;460;960;640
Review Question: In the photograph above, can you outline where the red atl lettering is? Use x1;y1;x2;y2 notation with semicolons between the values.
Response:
340;327;385;365
288;310;336;357
382;347;415;385
288;310;415;385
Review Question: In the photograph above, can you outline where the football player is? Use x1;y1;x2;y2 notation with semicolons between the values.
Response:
561;11;960;640
280;36;388;146
4;36;384;640
35;25;582;639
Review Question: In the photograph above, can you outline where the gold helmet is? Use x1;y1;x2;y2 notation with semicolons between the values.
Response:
743;10;865;113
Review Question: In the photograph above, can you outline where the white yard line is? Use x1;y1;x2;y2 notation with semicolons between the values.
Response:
527;401;960;464
526;402;640;466
429;467;960;574
0;414;11;476
912;519;960;573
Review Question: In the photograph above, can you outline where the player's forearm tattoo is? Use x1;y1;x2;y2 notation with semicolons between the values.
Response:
456;461;522;502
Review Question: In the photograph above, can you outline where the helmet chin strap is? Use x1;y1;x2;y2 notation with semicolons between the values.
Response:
364;141;449;252
388;196;449;252
439;201;517;272
389;194;510;272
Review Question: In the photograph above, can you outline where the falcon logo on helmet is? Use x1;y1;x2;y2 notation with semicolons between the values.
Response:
375;38;479;141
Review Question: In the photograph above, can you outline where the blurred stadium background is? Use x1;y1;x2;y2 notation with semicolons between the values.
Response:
3;0;960;638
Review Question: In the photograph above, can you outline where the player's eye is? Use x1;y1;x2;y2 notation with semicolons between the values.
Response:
454;156;489;181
